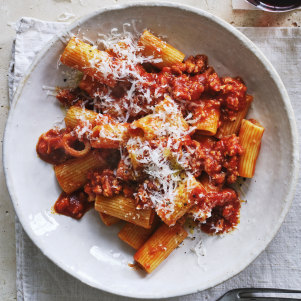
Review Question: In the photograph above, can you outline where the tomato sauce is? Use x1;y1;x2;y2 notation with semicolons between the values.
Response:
219;77;247;121
201;199;241;234
58;55;248;124
194;135;243;185
36;129;70;164
56;87;94;110
47;53;247;233
194;188;241;234
54;190;93;219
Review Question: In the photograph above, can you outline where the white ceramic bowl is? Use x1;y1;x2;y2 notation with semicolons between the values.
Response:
3;3;299;299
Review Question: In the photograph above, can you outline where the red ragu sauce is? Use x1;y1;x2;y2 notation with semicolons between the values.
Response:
54;190;93;219
200;189;241;234
36;129;69;164
32;29;268;274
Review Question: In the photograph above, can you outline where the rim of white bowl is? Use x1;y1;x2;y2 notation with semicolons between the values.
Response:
3;2;299;299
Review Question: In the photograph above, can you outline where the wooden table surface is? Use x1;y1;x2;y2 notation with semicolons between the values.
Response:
0;0;300;299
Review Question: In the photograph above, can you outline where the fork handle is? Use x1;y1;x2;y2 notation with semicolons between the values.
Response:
240;288;301;294
240;288;301;300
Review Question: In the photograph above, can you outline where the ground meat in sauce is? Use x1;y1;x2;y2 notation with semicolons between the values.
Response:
84;169;122;200
171;55;208;75
56;87;95;110
99;149;121;169
177;139;203;177
192;187;240;234
219;77;247;121
54;190;93;219
201;197;241;234
122;182;137;198
171;74;205;101
214;134;244;184
195;134;243;185
58;55;247;124
116;156;137;182
161;62;246;121
164;134;243;186
183;55;209;75
135;180;160;209
186;98;220;125
49;50;247;234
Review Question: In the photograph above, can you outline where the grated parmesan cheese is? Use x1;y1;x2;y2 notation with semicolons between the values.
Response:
81;27;163;122
61;27;206;222
126;98;197;217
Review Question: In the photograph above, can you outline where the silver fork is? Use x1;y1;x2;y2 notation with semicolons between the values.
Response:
217;288;301;301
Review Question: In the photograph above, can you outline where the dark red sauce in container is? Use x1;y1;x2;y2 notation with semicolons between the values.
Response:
246;0;301;11
54;190;93;219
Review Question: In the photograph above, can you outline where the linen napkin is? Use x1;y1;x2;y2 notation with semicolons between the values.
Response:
232;0;258;9
9;18;301;301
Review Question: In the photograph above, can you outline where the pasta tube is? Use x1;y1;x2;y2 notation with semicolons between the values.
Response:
60;37;117;87
134;223;187;273
216;95;253;138
131;97;189;140
95;195;154;229
54;150;108;193
138;30;185;69
238;119;264;178
99;212;120;226
194;107;220;136
118;218;159;250
156;177;202;226
65;106;99;128
91;122;129;149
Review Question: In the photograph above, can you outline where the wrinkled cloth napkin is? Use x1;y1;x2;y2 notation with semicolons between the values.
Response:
9;18;301;301
232;0;258;9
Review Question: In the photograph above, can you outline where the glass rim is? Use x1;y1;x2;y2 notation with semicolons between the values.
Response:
245;0;301;12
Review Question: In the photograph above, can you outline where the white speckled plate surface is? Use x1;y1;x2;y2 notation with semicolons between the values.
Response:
3;3;299;299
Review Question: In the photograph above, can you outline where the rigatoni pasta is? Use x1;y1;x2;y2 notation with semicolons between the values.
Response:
91;122;129;149
239;119;265;178
138;30;185;69
95;195;154;228
36;27;264;273
118;219;159;250
134;223;188;273
60;37;116;87
156;176;203;226
194;107;220;136
54;150;108;193
99;212;120;226
216;95;253;138
131;97;189;140
65;106;99;128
